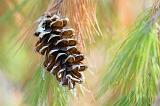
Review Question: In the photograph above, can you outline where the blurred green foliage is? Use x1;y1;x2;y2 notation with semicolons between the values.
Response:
0;0;158;106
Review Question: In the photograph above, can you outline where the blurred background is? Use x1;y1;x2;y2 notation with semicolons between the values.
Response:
0;0;154;106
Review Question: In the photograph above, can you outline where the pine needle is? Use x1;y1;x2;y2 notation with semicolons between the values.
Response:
97;8;160;106
46;0;102;50
25;67;69;106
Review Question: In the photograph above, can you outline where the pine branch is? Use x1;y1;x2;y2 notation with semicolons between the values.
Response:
97;4;160;106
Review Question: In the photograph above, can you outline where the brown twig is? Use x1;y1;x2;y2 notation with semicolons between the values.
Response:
152;0;160;15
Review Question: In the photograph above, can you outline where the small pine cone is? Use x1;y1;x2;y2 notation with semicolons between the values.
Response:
34;14;87;89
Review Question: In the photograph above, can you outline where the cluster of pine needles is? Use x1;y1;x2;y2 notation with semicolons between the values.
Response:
1;0;160;106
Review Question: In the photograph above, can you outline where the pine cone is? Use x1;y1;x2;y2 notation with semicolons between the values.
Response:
34;14;87;89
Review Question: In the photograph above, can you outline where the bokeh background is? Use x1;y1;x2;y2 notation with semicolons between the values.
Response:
0;0;154;106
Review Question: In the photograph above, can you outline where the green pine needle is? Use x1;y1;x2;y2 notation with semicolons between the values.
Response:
25;67;69;106
97;10;160;106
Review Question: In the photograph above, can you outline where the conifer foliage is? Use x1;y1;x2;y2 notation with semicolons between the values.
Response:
97;1;160;105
